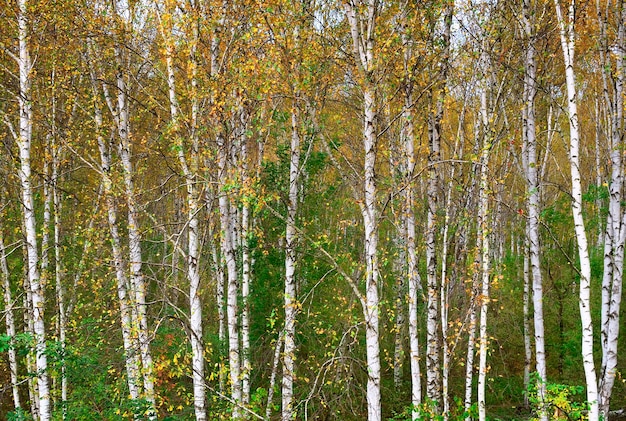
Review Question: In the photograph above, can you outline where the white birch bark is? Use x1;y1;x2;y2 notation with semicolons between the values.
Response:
394;11;423;414
111;42;156;413
345;1;381;418
41;156;51;285
1;224;21;410
477;143;491;421
238;107;252;407
218;134;242;417
91;70;142;402
554;1;599;419
23;271;39;420
158;8;206;416
283;99;301;420
208;7;228;397
594;98;604;248
393;231;406;389
426;6;453;406
425;109;441;408
521;2;548;417
440;129;461;420
598;0;625;416
523;235;532;409
463;280;477;420
17;0;50;417
403;96;422;419
210;237;227;394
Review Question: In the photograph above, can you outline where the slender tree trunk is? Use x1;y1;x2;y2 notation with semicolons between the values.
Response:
440;131;461;419
398;18;422;419
425;77;441;407
464;283;478;420
110;43;156;414
404;99;422;419
283;100;301;420
345;2;381;419
218;134;242;417
23;271;39;420
522;2;548;417
17;0;50;417
554;1;599;419
426;6;453;407
362;85;381;421
598;0;625;416
211;237;227;394
239;107;252;407
159;10;206;416
91;72;142;402
523;235;532;409
477;143;491;421
1;225;21;410
594;98;604;248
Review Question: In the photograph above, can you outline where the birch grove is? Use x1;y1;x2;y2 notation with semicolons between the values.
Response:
1;0;626;419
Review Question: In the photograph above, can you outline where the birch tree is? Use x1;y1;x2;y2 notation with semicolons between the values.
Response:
554;0;599;419
400;25;423;417
1;202;21;412
521;0;548;417
15;0;51;417
103;4;157;412
88;58;142;403
344;1;381;418
156;2;206;417
597;0;625;417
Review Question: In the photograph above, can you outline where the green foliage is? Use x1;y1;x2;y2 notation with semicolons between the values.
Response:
389;399;478;421
527;375;588;421
0;333;34;356
7;408;31;421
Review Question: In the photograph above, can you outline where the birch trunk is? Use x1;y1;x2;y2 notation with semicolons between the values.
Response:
344;2;381;419
398;16;422;415
523;236;532;408
159;9;206;416
404;99;422;419
598;0;625;416
594;99;604;248
17;0;50;417
23;272;39;420
218;135;242;417
426;6;453;406
463;281;478;420
554;1;599;419
211;237;227;394
209;9;227;397
426;89;441;411
113;47;156;413
283;103;301;420
477;144;491;421
393;225;406;389
239;107;252;407
91;71;142;402
522;2;548;417
440;127;461;419
362;85;381;421
1;225;21;410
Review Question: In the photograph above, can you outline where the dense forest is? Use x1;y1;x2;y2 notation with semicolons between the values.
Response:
0;0;625;419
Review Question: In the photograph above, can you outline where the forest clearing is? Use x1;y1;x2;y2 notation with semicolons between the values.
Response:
1;0;626;419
